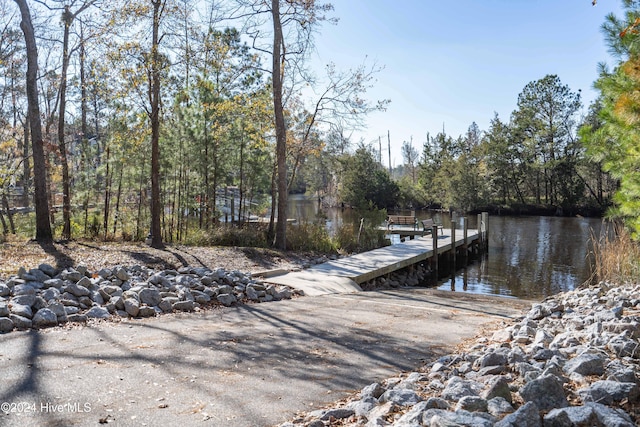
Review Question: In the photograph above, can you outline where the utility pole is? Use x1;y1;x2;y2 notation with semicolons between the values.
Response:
387;130;392;176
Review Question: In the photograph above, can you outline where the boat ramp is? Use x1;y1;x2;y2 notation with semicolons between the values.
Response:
262;213;489;296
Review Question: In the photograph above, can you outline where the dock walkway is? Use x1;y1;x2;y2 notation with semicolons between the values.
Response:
264;228;480;296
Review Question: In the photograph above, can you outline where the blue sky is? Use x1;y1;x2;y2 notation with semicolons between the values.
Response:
309;0;624;166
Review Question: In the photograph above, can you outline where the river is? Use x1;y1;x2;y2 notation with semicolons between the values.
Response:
286;195;605;300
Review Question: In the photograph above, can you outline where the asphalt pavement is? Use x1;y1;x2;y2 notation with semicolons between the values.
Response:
0;288;530;427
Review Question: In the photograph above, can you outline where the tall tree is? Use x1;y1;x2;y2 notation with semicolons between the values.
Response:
149;0;163;248
13;0;52;242
110;0;176;247
340;145;398;210
401;138;418;184
55;0;98;239
241;0;334;249
271;0;287;249
581;1;640;234
512;74;581;206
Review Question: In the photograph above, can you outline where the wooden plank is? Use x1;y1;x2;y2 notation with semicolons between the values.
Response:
264;229;480;294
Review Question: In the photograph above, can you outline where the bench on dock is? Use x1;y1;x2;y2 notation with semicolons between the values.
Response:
387;215;418;230
421;218;444;235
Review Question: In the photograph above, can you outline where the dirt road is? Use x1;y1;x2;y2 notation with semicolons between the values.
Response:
0;289;530;427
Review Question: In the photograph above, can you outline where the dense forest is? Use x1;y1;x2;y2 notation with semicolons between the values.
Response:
1;0;639;248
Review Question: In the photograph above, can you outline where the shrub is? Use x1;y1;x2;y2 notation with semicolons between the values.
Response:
200;223;269;247
287;222;336;253
587;220;640;286
334;218;388;254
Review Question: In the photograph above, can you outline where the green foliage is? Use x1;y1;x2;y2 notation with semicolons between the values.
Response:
588;221;640;285
333;217;388;254
404;76;599;215
580;2;640;237
181;224;270;247
332;209;387;254
286;222;337;253
396;176;428;209
511;74;583;206
2;0;618;249
340;146;399;209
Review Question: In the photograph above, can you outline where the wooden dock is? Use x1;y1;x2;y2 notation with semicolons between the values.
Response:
263;213;488;296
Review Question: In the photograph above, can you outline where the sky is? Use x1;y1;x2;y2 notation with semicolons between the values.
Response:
308;0;625;167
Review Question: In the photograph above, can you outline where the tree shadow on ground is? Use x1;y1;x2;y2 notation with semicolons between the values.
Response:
239;247;309;270
37;241;75;270
0;298;448;426
357;288;528;319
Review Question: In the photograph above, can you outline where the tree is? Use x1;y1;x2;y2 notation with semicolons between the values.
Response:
577;99;616;209
340;146;398;210
401;138;418;184
241;0;336;248
13;0;52;242
52;0;98;239
148;0;164;248
511;74;582;206
110;0;178;247
581;1;640;235
484;113;523;204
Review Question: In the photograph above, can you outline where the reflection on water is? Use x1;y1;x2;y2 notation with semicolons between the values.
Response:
286;195;364;235
438;216;603;299
287;196;604;300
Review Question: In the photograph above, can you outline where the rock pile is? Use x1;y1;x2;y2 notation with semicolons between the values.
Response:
287;282;640;426
0;263;297;333
360;263;430;290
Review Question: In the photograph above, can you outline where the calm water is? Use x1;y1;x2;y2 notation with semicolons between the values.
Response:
435;215;603;299
287;195;604;300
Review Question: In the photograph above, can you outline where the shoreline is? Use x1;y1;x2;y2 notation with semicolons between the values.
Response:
289;281;640;426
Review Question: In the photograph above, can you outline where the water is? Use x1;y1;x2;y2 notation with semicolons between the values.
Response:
287;195;604;300
436;215;604;299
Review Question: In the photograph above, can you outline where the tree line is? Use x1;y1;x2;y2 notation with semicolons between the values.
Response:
0;0;386;249
1;0;639;248
318;73;616;218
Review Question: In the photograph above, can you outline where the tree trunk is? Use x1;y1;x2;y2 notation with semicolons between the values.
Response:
58;6;73;239
149;0;163;248
80;26;90;236
267;162;276;244
21;113;30;208
238;125;244;222
14;0;52;242
136;159;146;240
202;123;210;228
271;0;287;250
113;165;123;235
0;207;7;235
2;193;16;234
103;146;111;240
46;158;55;225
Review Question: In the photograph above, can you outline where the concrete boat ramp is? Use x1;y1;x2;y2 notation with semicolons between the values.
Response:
263;227;482;296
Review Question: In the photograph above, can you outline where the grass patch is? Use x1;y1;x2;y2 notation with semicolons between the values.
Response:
587;220;640;286
183;223;269;247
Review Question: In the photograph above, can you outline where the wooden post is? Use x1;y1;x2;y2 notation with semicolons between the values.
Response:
482;211;489;252
231;195;235;223
477;213;482;254
451;220;456;270
432;225;438;281
463;216;468;263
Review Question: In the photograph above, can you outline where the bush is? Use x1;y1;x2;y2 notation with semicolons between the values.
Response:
587;220;640;286
287;222;337;253
191;223;269;247
334;217;388;254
